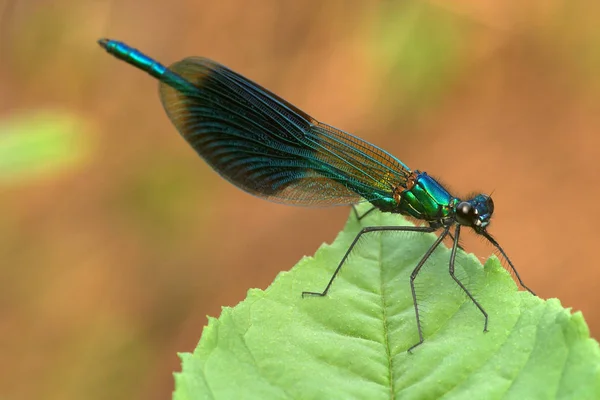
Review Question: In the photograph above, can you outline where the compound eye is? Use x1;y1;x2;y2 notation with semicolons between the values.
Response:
457;201;471;215
486;196;495;214
455;201;473;225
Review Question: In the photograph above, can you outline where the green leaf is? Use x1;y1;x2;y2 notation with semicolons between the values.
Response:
0;110;93;184
174;204;600;400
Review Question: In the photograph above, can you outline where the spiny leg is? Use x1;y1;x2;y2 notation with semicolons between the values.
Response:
407;227;450;353
302;225;437;298
481;231;536;296
449;225;488;333
351;205;376;221
448;232;465;251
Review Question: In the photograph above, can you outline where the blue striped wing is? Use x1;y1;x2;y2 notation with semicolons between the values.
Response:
159;57;411;206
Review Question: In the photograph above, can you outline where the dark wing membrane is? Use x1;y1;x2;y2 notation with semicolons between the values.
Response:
159;57;411;206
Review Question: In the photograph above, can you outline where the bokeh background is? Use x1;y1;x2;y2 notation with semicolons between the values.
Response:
2;1;599;399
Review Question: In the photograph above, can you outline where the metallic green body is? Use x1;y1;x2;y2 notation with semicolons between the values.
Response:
398;172;453;221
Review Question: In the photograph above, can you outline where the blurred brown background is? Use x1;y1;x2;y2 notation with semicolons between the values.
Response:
1;1;599;399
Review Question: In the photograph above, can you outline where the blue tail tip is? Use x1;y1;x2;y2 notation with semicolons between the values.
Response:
97;38;110;49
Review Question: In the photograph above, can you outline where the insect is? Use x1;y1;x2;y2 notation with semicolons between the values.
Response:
98;38;535;351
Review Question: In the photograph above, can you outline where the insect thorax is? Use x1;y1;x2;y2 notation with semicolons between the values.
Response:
394;171;455;223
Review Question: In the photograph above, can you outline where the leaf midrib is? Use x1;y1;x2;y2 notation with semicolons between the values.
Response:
378;223;396;400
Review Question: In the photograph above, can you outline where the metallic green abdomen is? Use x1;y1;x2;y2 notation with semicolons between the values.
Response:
398;172;453;221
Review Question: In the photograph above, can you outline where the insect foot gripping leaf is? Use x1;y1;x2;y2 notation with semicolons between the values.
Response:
174;204;600;400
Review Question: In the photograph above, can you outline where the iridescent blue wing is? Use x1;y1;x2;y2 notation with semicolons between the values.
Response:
159;57;412;206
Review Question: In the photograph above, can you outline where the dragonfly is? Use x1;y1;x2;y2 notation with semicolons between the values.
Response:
98;38;535;352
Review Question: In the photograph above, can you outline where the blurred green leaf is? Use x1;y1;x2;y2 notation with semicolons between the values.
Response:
0;110;93;184
370;1;464;115
113;156;215;247
174;203;600;399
